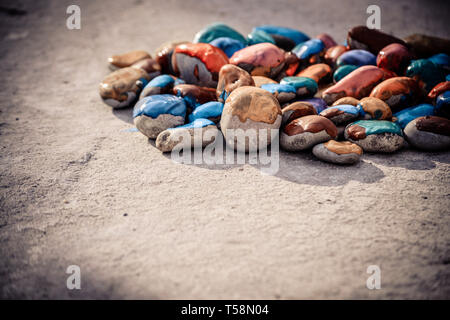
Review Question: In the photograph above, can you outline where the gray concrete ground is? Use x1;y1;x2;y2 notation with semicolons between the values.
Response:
0;0;449;299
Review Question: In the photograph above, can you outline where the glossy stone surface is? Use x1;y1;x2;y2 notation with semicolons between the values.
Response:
281;115;337;151
436;91;450;119
324;45;347;66
406;59;446;92
292;39;324;60
369;76;420;111
404;34;450;58
188;102;224;123
172;43;229;87
376;43;413;75
220;86;282;151
253;25;309;46
336;49;376;68
154;41;187;74
357;97;392;120
133;94;187;138
280;76;318;97
281;101;317;125
229;43;285;78
331;97;360;107
428;81;450;99
131;58;161;78
246;29;276;46
210;37;246;58
252;76;277;87
322;65;385;104
347;25;406;54
316;33;337;49
312;140;362;164
99;67;150;108
261;83;296;104
296;63;332;84
319;104;360;125
345;120;404;153
404;116;450;151
216;64;255;103
393;104;435;128
108;50;151;69
333;65;358;83
428;53;450;71
297;97;328;113
172;84;217;109
140;74;184;99
194;23;246;45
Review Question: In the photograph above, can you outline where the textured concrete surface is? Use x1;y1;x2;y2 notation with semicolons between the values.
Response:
0;0;449;299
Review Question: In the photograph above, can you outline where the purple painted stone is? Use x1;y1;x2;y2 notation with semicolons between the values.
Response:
296;97;328;113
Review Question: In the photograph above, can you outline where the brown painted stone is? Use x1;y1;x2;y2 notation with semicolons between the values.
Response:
216;64;255;103
284;115;337;137
369;76;420;110
296;63;332;84
404;34;450;58
376;43;413;75
154;41;187;74
131;58;161;76
358;97;392;120
347;26;406;54
252;76;277;87
172;84;217;105
324;140;363;155
108;50;151;68
346;124;366;140
416;116;450;136
324;45;347;66
331;97;359;106
281;101;317;124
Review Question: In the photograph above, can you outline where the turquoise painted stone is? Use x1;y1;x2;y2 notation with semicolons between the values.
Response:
253;25;309;45
210;37;245;58
194;23;246;45
349;120;403;136
188;101;224;123
292;39;324;60
333;65;358;83
246;29;275;46
393;104;435;128
336;49;376;68
280;76;318;97
406;59;446;92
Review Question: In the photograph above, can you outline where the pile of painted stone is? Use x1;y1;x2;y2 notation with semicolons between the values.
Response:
99;23;450;164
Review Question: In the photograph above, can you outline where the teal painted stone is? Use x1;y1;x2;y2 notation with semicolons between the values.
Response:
406;59;446;92
350;120;403;136
333;65;359;83
247;29;275;46
193;23;246;45
280;76;318;97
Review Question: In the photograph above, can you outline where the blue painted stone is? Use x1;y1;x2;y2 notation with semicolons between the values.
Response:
193;23;246;45
172;118;215;129
336;49;376;68
436;90;450;112
133;94;186;119
328;104;360;115
333;65;359;82
210;37;245;58
246;29;275;46
428;53;450;69
188;101;224;122
296;97;328;113
292;39;324;60
280;76;318;96
253;25;309;45
446;74;450;82
393;104;435;128
260;83;296;94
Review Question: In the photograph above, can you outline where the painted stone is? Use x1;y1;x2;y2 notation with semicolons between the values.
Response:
173;84;217;110
156;118;220;153
344;120;404;153
253;25;309;46
333;65;358;83
376;43;413;75
194;23;246;45
154;41;187;74
220;86;282;152
428;53;450;72
436;91;450;119
252;76;277;87
357;97;392;120
393;104;435;128
331;97;360;107
270;34;297;51
281;101;317;125
316;33;337;49
261;83;296;104
292;39;325;60
281;115;338;151
216;64;255;103
324;45;347;66
322;66;385;105
210;37;245;58
404;116;450;151
319;104;360;125
347;26;406;54
297;97;328;113
428;81;450;99
229;43;286;78
403;34;450;58
140;74;184;99
188;101;224;124
172;43;229;87
336;49;376;68
312;140;362;164
133;94;187;139
369;76;420;111
108;50;151;69
296;63;332;84
99;67;150;108
278;52;300;78
246;29;276;46
406;59;446;92
280;76;318;97
131;58;161;79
